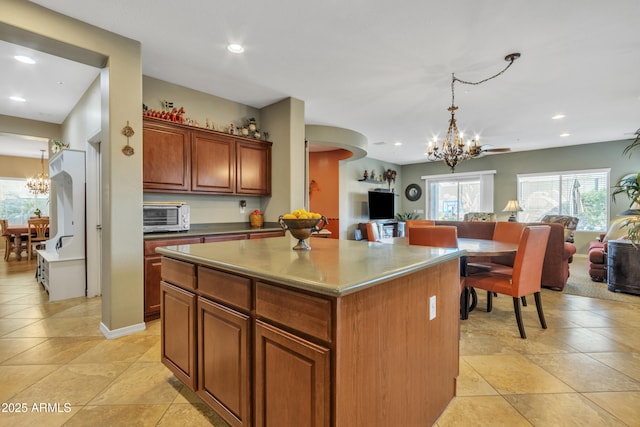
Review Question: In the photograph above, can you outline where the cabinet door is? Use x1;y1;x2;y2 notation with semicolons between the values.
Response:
191;131;235;193
161;282;197;390
255;321;330;427
144;256;162;321
144;237;202;321
198;298;251;427
143;121;191;191
237;140;271;195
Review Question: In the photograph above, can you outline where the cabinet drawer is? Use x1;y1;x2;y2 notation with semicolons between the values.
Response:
256;282;332;343
162;257;197;290
145;237;202;256
198;266;252;312
203;234;247;243
248;231;285;239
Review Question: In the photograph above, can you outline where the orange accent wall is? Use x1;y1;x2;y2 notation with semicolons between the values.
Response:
309;149;351;239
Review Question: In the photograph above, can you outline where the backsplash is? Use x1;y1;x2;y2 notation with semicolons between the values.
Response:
143;193;264;224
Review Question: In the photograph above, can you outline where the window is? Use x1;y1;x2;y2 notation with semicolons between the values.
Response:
422;171;495;220
517;169;609;231
0;178;49;225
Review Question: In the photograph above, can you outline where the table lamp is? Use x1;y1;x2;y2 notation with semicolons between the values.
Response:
503;200;522;222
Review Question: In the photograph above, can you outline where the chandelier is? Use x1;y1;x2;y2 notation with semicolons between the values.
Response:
426;53;521;173
26;150;50;195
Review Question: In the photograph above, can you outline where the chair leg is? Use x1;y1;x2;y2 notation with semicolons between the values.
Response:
486;291;493;312
534;291;547;329
521;296;527;306
512;297;526;339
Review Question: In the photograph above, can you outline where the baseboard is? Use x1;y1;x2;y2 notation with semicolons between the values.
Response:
100;321;146;339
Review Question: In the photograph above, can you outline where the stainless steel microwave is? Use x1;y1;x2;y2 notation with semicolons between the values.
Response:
143;202;190;233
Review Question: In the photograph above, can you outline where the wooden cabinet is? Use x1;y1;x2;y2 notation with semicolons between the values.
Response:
198;297;251;427
143;117;271;195
160;281;197;390
143;121;190;191
144;236;202;321
159;240;461;426
145;231;283;321
191;131;235;193
237;140;271;196
254;321;330;427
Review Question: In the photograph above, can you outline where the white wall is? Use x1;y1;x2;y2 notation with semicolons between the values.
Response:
339;156;402;239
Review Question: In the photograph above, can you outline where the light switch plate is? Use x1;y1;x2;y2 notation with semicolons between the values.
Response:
429;295;436;320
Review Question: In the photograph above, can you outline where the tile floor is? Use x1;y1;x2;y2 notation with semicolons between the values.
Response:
1;256;639;426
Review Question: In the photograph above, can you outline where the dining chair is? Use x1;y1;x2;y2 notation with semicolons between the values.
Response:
27;218;49;260
405;219;435;239
366;221;381;242
467;221;525;274
465;225;551;338
1;218;11;261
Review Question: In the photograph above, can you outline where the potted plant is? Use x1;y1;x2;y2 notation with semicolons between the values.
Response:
611;172;640;247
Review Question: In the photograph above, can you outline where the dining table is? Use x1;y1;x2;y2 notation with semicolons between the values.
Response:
381;236;519;320
4;224;29;261
4;222;50;261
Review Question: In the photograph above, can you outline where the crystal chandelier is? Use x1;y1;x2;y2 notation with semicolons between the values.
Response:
26;150;50;195
426;53;521;173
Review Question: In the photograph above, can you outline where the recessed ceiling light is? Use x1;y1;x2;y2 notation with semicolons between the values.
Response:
10;96;26;102
552;114;565;120
14;55;35;64
560;133;570;137
227;43;245;53
394;142;402;146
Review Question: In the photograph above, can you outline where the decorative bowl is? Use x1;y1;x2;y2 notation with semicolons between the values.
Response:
278;216;328;250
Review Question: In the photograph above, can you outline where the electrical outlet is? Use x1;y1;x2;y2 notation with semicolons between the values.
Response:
429;295;436;320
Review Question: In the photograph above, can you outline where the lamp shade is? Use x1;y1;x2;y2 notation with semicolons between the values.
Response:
503;200;522;212
620;202;640;216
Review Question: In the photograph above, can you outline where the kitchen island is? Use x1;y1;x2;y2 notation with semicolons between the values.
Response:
157;237;464;427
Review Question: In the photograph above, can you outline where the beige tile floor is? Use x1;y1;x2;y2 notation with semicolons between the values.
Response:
1;255;639;426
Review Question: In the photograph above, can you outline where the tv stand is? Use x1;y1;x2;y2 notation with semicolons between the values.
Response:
358;221;398;240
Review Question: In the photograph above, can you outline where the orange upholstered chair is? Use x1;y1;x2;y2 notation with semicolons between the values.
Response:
405;219;435;239
366;222;381;242
408;225;458;248
467;221;525;275
465;225;551;338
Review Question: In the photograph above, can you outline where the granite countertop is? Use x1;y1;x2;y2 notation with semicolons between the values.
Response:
156;237;465;296
144;222;282;240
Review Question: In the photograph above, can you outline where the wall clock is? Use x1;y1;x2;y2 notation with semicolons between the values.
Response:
405;184;422;201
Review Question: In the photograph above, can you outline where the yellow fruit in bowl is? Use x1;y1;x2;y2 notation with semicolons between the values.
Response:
282;213;296;219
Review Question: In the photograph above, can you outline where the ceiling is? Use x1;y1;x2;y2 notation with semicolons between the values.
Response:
3;1;639;164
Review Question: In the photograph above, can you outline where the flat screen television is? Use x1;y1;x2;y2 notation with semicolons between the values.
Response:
368;190;395;220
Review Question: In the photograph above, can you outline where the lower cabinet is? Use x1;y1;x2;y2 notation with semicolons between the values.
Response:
197;297;251;427
254;320;330;427
160;281;197;390
145;231;283;321
160;259;332;427
145;236;202;321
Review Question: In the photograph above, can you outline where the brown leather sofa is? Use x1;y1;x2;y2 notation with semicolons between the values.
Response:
435;221;577;290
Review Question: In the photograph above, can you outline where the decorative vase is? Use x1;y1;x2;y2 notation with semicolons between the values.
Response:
250;213;264;228
278;216;328;250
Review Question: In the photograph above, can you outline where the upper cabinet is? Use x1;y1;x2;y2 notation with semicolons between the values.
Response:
143;120;191;191
143;117;272;196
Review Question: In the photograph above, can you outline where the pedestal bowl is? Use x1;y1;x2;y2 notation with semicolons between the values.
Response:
278;216;328;250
